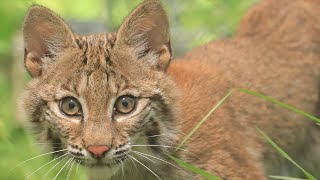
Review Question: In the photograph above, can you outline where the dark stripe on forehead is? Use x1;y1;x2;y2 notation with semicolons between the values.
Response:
58;72;82;97
105;32;116;63
75;33;116;67
82;41;88;65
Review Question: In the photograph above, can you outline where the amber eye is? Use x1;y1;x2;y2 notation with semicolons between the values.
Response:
59;97;82;116
114;96;136;114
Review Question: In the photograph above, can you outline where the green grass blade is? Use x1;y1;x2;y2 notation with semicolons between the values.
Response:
256;128;317;180
176;89;234;149
168;155;222;180
238;88;320;124
269;175;307;180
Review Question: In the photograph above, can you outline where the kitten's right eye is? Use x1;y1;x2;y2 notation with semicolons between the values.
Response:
114;95;136;114
59;97;82;116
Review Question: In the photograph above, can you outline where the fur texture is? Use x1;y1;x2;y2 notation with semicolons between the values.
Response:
21;0;320;179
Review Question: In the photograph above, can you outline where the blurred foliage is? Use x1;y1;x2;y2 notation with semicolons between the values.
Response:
0;0;258;179
0;0;258;60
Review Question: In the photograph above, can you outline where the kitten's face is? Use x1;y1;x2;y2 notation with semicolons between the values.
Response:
22;1;178;170
23;33;177;167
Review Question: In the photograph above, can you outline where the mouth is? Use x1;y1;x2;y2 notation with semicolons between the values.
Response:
73;155;128;168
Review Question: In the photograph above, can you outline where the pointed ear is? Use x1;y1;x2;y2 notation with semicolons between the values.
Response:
116;0;172;71
23;5;78;77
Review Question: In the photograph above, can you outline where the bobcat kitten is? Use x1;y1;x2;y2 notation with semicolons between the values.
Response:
21;0;320;179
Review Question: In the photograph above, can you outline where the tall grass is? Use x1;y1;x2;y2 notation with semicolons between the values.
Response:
256;128;316;180
171;88;319;180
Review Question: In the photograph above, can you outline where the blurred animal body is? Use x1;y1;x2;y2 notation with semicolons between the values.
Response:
21;0;320;179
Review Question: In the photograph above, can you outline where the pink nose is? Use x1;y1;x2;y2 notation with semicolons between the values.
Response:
87;145;110;158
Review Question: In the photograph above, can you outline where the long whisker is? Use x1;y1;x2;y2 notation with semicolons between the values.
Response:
133;151;185;172
127;154;138;171
131;145;188;152
125;154;141;177
147;130;186;136
147;134;169;138
66;159;76;180
37;146;64;149
33;142;63;145
65;157;73;173
11;149;68;171
24;153;68;179
41;156;67;180
53;157;73;180
131;145;198;158
123;156;132;175
133;151;156;163
132;145;177;150
119;159;124;180
76;160;81;174
128;155;162;180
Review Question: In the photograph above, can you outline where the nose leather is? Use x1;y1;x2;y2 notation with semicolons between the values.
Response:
87;145;110;158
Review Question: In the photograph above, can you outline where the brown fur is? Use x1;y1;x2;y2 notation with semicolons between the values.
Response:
21;0;320;179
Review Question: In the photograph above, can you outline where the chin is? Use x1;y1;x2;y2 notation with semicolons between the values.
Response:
80;160;121;168
73;155;127;168
85;163;122;180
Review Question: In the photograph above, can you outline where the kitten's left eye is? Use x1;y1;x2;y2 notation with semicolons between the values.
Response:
114;96;136;114
59;97;82;116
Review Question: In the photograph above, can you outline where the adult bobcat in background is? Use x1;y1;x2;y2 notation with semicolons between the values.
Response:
21;0;320;179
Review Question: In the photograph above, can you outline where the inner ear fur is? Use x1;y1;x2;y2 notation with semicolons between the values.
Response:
23;5;77;77
116;0;172;71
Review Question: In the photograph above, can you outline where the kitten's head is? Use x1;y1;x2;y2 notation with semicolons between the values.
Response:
22;0;179;168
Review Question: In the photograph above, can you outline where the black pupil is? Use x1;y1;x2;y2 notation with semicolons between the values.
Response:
122;98;129;108
69;100;76;109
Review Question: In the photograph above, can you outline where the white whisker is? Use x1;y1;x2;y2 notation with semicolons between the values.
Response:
131;145;198;158
41;156;66;180
76;160;81;174
124;156;132;175
132;145;185;151
33;143;63;146
127;155;138;171
133;151;185;172
128;155;162;180
147;134;169;138
65;157;73;172
66;159;76;180
53;157;73;180
24;153;68;179
120;159;124;180
133;151;156;163
11;149;68;171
